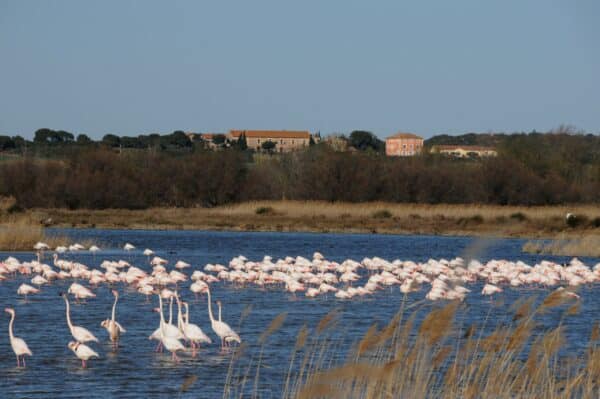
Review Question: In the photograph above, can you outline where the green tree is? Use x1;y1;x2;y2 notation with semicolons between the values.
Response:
76;134;93;144
261;140;276;153
349;130;384;152
212;134;226;145
0;136;16;150
235;134;247;150
102;134;121;147
34;128;53;144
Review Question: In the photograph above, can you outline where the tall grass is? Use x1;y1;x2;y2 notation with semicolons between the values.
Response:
523;235;600;257
0;220;68;251
224;292;599;398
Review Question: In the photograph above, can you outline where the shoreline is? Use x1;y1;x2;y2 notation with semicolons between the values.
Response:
17;201;600;239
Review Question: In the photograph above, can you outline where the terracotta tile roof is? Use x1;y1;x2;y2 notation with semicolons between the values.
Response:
229;130;311;139
434;145;496;151
386;132;423;140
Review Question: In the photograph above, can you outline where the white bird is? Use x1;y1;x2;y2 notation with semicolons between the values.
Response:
5;308;32;367
61;293;98;343
89;245;100;253
206;288;241;349
100;290;126;349
175;260;191;270
179;300;211;356
17;283;39;299
154;295;185;361
123;243;136;251
68;341;99;368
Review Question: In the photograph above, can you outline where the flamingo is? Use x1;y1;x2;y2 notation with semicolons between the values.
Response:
61;293;98;344
100;290;126;349
153;294;184;361
149;294;184;351
5;308;32;367
217;300;241;347
179;299;211;356
68;341;99;368
17;283;39;299
206;288;241;349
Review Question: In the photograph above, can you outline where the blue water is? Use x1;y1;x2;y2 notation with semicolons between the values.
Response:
0;229;598;398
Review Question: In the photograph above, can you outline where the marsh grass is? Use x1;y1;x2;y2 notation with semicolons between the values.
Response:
0;219;69;251
28;201;600;238
224;291;599;399
523;235;600;257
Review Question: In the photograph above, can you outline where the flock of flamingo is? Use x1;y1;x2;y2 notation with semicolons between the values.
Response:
1;240;596;368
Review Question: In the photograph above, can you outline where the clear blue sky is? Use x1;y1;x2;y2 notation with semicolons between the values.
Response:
1;1;599;139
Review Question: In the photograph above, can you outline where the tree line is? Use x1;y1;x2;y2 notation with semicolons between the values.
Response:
0;130;599;209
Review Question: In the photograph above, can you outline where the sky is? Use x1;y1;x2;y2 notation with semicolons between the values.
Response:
1;1;599;140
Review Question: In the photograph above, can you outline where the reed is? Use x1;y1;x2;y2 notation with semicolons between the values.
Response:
223;291;600;399
523;235;600;257
0;220;68;251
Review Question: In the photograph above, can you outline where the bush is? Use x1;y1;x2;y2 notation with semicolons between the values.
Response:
509;212;527;222
255;206;274;215
566;214;588;228
372;210;392;219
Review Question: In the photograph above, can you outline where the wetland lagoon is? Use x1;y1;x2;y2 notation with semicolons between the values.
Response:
1;228;600;398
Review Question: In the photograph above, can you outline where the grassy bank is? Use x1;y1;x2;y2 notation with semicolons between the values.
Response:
12;201;600;239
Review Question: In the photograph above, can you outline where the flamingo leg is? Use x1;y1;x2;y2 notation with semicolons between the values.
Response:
82;359;86;368
16;356;20;367
23;356;26;367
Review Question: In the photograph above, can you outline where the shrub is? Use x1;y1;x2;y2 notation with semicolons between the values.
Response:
372;210;392;219
509;212;527;222
255;206;274;215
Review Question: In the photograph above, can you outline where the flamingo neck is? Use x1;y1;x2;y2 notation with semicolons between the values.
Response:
168;297;173;325
8;312;15;341
207;289;215;322
64;296;74;330
218;303;222;321
184;304;190;325
111;293;118;322
176;296;183;329
158;295;166;333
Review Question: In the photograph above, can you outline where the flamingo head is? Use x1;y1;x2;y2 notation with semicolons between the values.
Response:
152;307;161;313
112;289;119;297
100;319;110;328
59;292;66;298
4;307;14;315
216;300;222;306
68;341;79;351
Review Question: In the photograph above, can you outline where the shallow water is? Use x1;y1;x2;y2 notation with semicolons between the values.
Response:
0;229;599;398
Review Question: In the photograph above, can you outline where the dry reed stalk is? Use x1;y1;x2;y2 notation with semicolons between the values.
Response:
419;301;458;345
259;312;287;344
315;309;339;334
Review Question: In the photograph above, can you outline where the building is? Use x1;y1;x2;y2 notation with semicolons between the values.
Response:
431;145;497;158
228;130;311;152
385;132;424;156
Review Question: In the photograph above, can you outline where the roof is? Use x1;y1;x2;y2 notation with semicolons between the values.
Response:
229;130;311;139
386;132;423;140
434;145;497;152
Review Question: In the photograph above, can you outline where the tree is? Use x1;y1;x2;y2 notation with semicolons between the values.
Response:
236;134;248;150
349;130;384;152
261;140;276;153
76;134;93;145
34;128;53;144
102;134;121;147
212;134;227;146
0;136;15;150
